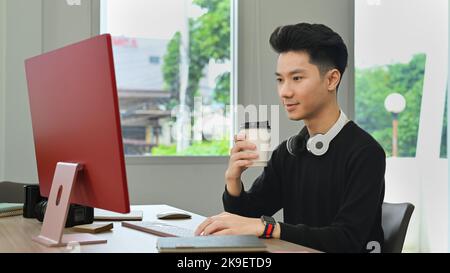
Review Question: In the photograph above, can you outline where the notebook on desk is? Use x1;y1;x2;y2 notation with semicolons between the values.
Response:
156;235;267;253
0;203;23;218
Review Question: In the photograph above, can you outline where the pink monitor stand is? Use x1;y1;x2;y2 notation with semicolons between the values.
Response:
32;162;107;247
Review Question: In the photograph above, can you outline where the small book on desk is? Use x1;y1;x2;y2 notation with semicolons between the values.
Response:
73;223;114;234
157;235;267;253
0;203;23;218
94;208;143;221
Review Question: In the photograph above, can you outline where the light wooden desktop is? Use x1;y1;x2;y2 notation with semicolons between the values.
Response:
0;204;319;253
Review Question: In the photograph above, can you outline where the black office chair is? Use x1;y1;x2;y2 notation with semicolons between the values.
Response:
0;181;31;203
381;202;415;253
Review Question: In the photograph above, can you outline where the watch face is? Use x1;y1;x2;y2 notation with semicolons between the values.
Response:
262;215;275;225
260;216;276;239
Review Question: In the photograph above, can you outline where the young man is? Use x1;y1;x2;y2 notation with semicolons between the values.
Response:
195;23;386;253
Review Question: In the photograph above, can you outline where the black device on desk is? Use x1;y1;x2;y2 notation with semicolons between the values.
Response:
23;185;93;227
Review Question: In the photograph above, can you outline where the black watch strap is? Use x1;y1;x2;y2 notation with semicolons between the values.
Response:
260;215;276;239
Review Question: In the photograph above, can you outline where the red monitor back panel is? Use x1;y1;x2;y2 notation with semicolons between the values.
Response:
25;34;130;213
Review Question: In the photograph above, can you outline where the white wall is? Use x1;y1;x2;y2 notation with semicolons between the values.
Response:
3;0;42;183
384;158;448;253
0;0;6;181
414;0;448;253
448;0;450;253
42;0;99;51
1;0;354;217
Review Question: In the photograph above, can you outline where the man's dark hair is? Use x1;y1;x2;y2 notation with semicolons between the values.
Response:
269;23;348;92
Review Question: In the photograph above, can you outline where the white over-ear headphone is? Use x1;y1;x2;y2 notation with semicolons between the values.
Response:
287;110;349;157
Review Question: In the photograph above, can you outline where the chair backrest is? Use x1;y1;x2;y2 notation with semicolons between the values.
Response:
381;202;415;253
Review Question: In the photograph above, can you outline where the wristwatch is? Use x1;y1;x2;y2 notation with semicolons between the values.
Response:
260;215;276;239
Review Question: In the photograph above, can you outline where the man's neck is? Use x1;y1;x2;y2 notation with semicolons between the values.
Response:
304;104;341;136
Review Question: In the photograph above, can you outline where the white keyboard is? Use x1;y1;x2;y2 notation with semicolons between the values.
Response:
122;221;195;237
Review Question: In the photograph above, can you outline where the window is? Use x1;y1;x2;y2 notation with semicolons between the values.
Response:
355;0;448;252
101;0;233;156
355;0;447;159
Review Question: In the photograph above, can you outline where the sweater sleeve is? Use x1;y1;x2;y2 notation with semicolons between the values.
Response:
222;145;283;218
279;144;386;253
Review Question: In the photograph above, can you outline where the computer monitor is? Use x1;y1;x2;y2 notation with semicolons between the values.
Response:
25;34;130;247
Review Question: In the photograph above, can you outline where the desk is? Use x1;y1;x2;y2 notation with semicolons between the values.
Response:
0;205;319;253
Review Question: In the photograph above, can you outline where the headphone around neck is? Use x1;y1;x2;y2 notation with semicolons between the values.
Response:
287;111;349;157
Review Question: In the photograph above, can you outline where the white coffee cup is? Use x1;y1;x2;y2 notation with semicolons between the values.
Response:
239;121;271;167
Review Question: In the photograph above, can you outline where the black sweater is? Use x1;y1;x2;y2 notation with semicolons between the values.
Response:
223;121;385;253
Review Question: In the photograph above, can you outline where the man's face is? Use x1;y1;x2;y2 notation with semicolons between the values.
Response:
276;51;332;121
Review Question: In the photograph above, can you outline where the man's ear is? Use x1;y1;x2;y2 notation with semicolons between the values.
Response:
326;69;341;92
